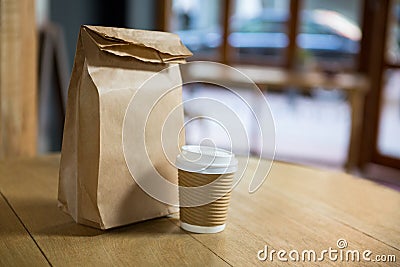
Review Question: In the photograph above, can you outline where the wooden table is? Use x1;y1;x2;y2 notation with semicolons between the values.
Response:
182;64;370;171
0;155;398;266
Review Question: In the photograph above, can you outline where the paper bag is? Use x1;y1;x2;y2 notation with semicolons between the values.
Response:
58;25;192;229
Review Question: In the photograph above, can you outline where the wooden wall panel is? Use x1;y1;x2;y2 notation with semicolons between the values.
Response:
0;0;37;158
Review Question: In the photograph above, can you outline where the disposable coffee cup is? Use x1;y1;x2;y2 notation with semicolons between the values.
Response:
175;145;238;234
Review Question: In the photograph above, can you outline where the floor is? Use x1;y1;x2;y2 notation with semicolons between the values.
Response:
182;84;400;191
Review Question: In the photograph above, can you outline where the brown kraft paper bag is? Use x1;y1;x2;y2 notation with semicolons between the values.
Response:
58;25;192;229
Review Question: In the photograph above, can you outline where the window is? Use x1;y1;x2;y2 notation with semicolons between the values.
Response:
165;0;364;71
228;0;290;65
169;0;223;60
378;69;400;158
298;0;362;71
387;0;400;64
377;0;400;160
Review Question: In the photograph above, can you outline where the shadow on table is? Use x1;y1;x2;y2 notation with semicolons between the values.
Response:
17;197;184;237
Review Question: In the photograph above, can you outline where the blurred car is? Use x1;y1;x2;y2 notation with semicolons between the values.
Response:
175;9;361;63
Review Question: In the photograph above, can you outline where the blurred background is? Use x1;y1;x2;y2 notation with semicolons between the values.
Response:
1;0;399;188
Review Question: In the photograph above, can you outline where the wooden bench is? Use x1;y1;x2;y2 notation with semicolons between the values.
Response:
182;64;370;171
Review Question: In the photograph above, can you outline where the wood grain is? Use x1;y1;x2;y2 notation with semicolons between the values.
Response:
0;155;399;266
0;193;48;266
0;0;37;159
0;155;228;266
167;158;399;266
263;160;400;250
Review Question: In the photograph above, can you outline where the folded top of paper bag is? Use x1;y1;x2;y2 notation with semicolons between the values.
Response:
83;25;192;64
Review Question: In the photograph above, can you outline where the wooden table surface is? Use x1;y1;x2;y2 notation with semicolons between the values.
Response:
0;155;398;266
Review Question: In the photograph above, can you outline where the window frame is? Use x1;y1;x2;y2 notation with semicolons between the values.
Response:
369;0;400;168
161;0;400;170
161;0;364;71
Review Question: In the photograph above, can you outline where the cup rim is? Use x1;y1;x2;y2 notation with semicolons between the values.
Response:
175;145;238;174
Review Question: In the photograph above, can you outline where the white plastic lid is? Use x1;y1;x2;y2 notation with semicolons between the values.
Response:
175;145;238;174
